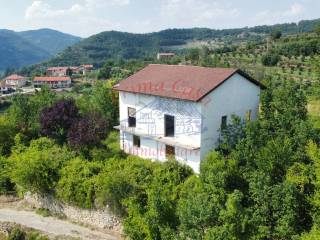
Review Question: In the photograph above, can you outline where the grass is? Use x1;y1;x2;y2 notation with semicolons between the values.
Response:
0;233;6;240
36;208;52;217
308;99;320;129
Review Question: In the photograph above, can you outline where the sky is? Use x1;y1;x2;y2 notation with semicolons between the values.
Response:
0;0;320;37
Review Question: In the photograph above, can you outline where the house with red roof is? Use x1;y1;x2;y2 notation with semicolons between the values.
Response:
114;64;264;173
33;76;71;89
5;74;27;88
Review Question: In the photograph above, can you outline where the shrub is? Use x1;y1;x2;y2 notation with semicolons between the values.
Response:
67;112;108;150
57;158;103;209
40;99;79;143
9;137;73;194
96;156;158;215
123;160;193;239
261;52;281;66
0;156;15;194
8;228;25;240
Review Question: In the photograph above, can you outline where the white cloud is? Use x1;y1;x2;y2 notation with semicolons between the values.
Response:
24;0;130;36
25;1;84;20
283;3;304;16
85;0;130;8
253;2;305;25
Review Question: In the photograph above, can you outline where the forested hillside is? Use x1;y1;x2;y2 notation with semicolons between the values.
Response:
18;28;81;55
0;30;50;72
0;29;80;72
46;18;320;67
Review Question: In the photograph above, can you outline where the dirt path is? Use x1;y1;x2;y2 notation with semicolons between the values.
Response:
0;208;120;240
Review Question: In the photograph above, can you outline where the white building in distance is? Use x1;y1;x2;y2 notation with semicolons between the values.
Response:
5;74;27;88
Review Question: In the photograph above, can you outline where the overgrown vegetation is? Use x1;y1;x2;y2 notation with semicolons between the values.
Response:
1;22;320;240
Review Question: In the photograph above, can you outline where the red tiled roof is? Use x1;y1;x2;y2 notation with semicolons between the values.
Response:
34;76;71;82
114;64;263;102
5;74;26;81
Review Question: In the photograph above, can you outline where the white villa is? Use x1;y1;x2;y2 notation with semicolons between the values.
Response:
5;74;27;88
114;64;263;173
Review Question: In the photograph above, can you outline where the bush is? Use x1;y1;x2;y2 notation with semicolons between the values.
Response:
123;160;193;239
96;156;158;215
9;137;73;194
67;112;108;150
0;116;17;156
0;156;15;194
40;99;79;143
57;158;103;209
8;228;25;240
261;52;281;66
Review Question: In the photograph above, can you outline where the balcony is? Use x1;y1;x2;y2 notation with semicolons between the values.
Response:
114;125;200;150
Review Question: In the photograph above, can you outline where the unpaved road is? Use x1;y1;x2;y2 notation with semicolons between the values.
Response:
0;208;120;240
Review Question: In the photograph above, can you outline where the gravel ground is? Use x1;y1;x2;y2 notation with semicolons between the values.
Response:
0;208;120;240
0;196;121;240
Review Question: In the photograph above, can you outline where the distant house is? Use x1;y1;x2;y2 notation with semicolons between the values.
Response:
5;74;27;88
79;64;94;75
0;81;9;95
46;67;75;77
157;53;175;60
114;64;264;173
46;65;93;76
33;76;71;89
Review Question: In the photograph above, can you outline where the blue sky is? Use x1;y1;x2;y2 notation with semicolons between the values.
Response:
1;0;320;37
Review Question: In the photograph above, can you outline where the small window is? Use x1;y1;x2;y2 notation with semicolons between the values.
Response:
166;145;175;158
221;115;227;130
164;115;175;137
246;110;252;122
133;135;140;148
128;107;136;127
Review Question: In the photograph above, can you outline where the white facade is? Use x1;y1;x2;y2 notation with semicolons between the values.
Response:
34;80;71;89
5;78;26;88
117;73;261;173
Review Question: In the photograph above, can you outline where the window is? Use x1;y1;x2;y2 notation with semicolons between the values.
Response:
128;107;136;127
164;115;175;137
246;110;252;122
221;115;227;130
166;145;175;158
133;135;140;148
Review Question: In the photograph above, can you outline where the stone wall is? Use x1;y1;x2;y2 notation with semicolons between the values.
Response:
24;192;121;232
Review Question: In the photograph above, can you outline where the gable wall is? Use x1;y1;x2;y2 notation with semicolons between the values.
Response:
199;73;261;160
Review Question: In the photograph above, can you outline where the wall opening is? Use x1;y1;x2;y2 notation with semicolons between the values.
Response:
164;114;175;137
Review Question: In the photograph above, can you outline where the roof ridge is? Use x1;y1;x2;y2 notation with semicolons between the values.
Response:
148;64;237;71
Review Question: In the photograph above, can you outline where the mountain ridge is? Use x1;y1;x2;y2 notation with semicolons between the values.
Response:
46;18;320;67
0;29;81;72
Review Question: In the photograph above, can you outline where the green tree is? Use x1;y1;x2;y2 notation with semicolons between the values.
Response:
78;80;119;129
57;158;103;209
9;137;73;193
7;86;56;138
177;176;222;240
271;29;282;40
314;23;320;36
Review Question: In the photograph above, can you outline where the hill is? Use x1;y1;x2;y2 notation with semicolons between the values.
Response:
0;29;81;73
17;28;81;55
47;18;320;67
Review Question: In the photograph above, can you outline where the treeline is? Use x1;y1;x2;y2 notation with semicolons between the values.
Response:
31;18;320;69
